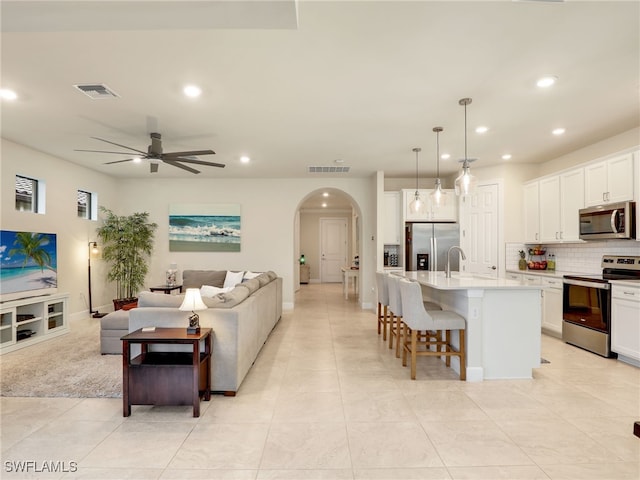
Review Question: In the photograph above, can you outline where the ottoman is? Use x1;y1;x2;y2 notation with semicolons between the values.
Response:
100;310;130;354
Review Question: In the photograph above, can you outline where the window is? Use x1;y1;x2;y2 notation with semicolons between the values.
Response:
15;175;39;212
77;189;98;220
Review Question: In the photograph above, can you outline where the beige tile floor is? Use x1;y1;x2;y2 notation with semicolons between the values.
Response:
1;283;639;479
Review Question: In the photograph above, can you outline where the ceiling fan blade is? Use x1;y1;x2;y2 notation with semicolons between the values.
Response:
163;149;215;157
170;157;225;168
150;162;159;173
104;159;135;165
163;159;200;174
75;149;140;155
91;137;147;155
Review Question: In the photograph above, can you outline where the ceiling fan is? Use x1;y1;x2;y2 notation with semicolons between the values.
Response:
75;132;225;174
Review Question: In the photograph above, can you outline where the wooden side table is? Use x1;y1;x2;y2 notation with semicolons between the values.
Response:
121;327;212;417
149;285;183;294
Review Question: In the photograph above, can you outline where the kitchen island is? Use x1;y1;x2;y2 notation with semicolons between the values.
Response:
400;271;544;381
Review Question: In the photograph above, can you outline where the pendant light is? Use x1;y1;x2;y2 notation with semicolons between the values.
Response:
408;147;424;214
454;97;478;196
429;126;446;207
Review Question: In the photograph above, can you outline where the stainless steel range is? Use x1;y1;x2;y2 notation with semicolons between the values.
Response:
562;255;640;357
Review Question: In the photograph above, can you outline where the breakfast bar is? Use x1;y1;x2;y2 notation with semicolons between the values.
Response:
400;271;544;382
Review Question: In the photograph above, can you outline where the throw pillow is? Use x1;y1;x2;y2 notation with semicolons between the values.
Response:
243;271;261;280
223;270;245;288
200;285;234;297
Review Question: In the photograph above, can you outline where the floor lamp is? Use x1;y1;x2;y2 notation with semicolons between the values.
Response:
88;242;106;318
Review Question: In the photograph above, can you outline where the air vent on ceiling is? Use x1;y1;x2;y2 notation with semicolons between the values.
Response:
308;166;350;173
73;83;119;99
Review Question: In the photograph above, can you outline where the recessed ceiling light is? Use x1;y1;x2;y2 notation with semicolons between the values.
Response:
0;88;18;100
322;202;327;208
132;157;142;163
441;153;450;160
537;75;558;88
323;192;329;197
475;126;489;134
502;154;512;160
183;84;202;98
552;128;566;136
240;155;250;164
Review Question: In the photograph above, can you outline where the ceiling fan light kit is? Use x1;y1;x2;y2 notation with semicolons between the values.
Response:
75;132;224;174
454;97;478;197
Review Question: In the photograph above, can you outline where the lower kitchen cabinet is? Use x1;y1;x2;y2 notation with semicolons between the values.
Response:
611;283;640;365
541;277;563;337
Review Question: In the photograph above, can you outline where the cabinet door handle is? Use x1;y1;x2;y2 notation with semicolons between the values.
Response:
623;291;636;296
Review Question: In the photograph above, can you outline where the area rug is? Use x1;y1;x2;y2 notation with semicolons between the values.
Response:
0;317;122;398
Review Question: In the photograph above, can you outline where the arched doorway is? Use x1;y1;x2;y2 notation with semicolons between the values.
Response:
294;188;362;292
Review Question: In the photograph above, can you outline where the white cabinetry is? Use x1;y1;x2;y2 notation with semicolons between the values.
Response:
611;282;640;365
383;191;402;245
559;169;585;242
0;293;69;354
505;272;562;337
527;169;584;243
523;182;540;243
584;153;634;206
541;277;563;337
402;189;457;222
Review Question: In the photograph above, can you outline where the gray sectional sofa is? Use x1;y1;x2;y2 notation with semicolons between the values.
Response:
128;269;283;395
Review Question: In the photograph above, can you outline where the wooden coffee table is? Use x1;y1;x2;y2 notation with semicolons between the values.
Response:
121;327;212;417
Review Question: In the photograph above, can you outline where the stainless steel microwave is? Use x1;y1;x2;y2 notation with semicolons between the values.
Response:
579;201;636;240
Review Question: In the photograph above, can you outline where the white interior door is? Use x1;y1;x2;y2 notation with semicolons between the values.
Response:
461;183;499;277
320;218;347;283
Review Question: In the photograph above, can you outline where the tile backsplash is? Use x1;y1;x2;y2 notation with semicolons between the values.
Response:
505;240;640;274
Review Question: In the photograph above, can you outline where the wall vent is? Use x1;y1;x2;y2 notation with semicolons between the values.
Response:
308;166;350;173
73;83;119;99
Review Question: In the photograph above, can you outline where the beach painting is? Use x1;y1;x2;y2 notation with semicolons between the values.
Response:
0;230;58;296
169;204;241;252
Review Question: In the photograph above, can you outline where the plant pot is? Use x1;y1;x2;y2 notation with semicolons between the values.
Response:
113;297;138;311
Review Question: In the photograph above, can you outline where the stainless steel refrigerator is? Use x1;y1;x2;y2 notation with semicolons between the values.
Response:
405;222;460;271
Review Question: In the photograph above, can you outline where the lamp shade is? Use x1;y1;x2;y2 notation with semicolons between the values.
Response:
179;288;207;312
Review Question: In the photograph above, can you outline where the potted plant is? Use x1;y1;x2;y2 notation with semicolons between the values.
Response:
96;207;158;310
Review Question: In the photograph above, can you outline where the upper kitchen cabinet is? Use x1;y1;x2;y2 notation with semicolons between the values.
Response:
538;169;585;242
584;153;634;206
523;182;540;243
383;191;402;245
402;189;457;222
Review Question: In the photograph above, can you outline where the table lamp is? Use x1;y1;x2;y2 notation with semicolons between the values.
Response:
179;288;207;334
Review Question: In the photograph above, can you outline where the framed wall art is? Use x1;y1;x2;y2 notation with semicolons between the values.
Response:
169;203;241;252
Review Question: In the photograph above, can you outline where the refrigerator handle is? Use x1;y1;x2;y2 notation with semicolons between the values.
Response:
432;237;437;271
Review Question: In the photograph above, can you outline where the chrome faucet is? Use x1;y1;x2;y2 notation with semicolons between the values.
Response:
446;246;467;278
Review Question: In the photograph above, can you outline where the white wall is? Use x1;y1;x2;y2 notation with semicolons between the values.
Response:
2;138;378;316
1;139;120;317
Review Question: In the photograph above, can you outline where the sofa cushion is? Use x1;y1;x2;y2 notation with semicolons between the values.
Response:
200;285;234;297
223;270;245;288
266;271;277;281
183;270;226;289
215;284;251;308
100;309;130;330
242;278;260;294
138;291;185;308
243;271;261;280
256;273;271;287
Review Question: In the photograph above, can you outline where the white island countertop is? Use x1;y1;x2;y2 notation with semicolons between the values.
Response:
402;270;545;290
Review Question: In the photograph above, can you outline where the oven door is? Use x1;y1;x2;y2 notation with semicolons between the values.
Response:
562;279;610;333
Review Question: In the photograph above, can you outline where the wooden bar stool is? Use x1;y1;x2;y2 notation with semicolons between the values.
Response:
375;272;390;341
387;275;442;358
398;278;466;381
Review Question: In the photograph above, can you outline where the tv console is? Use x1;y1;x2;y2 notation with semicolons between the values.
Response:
0;293;69;354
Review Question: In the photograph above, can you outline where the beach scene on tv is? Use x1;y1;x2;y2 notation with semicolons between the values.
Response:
0;230;58;296
169;204;241;252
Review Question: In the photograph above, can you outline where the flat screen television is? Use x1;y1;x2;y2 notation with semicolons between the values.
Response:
0;230;58;303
